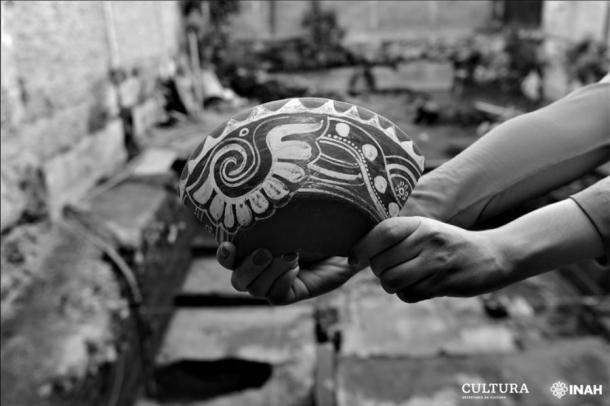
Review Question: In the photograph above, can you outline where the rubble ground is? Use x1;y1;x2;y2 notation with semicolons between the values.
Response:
136;68;609;406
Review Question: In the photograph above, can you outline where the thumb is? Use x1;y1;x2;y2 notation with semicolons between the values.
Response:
216;241;237;270
349;216;421;268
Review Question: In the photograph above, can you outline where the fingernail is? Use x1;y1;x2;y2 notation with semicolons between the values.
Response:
348;250;359;266
253;249;271;266
282;252;298;262
219;246;230;259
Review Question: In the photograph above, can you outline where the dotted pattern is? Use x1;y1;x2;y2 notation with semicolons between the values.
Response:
327;128;392;217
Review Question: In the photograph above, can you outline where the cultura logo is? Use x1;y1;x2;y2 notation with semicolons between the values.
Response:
550;382;568;399
549;381;603;399
461;382;529;400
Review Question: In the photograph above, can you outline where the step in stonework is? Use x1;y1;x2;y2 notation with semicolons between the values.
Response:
150;306;316;406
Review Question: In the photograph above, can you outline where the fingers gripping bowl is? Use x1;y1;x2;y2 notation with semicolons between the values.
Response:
179;98;425;262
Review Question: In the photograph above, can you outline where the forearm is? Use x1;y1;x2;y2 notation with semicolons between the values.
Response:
488;199;605;283
402;82;609;227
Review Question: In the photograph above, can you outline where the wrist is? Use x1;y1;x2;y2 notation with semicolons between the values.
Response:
481;227;527;284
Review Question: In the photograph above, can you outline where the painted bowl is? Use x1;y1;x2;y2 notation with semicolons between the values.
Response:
179;98;424;261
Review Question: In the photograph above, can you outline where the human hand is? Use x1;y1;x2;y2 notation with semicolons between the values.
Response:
350;217;512;303
217;242;360;305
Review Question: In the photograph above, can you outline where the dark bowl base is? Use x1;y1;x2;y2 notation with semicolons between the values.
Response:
233;196;376;263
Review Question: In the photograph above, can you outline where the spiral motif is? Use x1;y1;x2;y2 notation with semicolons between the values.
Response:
212;137;270;197
182;116;325;236
180;98;425;242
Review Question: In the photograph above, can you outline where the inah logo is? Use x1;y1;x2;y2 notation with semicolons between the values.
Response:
550;382;568;399
549;381;603;398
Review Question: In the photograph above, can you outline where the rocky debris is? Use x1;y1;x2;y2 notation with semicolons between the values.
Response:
130;115;610;406
133;228;608;406
0;222;129;406
1;221;53;321
1;155;199;406
150;306;316;405
0;147;46;232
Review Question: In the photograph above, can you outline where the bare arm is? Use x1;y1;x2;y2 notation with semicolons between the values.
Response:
353;191;606;303
491;198;606;285
403;81;610;228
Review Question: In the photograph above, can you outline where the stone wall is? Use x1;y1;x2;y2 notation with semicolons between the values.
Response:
229;0;494;42
1;1;182;230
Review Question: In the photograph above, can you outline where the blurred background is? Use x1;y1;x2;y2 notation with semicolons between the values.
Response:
1;1;609;405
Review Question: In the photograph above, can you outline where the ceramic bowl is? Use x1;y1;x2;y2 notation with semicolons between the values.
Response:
180;98;424;261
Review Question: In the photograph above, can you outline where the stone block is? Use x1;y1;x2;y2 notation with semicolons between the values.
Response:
87;178;196;355
146;111;230;159
87;180;173;249
338;356;463;406
178;255;253;301
19;103;95;161
44;119;126;219
132;148;178;177
153;306;316;405
95;120;128;174
156;306;314;364
1;0;183;192
340;283;516;357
